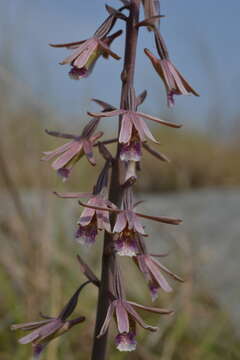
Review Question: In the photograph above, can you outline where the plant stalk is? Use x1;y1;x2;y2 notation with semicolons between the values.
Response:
91;1;140;359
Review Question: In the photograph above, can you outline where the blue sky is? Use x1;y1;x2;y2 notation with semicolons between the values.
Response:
1;0;239;132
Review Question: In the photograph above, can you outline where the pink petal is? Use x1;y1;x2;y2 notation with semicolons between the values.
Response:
73;40;98;68
124;302;158;332
137;111;182;128
145;258;172;292
131;114;146;141
49;40;86;49
83;140;96;165
52;141;83;170
125;210;135;230
136;255;148;274
132;213;145;235
18;330;40;344
41;141;74;161
127;301;173;315
19;320;62;344
11;319;51;331
151;257;184;282
59;41;89;65
113;212;127;233
135;212;182;225
97;302;115;338
137;117;159;143
116;301;130;333
96;210;111;232
87;109;125;118
79;206;95;226
54;192;92;199
78;201;119;214
119;113;133;144
36;319;62;341
60;39;97;66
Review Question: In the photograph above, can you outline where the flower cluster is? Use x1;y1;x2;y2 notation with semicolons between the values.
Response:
12;0;198;357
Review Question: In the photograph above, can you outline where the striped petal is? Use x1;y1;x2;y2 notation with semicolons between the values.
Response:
97;302;115;338
119;113;133;143
113;212;127;233
51;141;83;170
116;301;130;333
41;141;74;161
145;257;172;292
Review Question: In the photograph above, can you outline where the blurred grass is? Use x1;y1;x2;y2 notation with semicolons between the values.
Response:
1;50;240;359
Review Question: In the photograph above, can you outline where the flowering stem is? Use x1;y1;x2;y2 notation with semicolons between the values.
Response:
91;1;140;359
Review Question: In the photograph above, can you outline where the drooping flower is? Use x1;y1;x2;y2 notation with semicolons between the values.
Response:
76;192;116;246
134;253;184;301
55;158;116;246
41;118;103;180
11;282;89;359
88;107;181;145
97;262;173;352
94;89;150;162
55;189;116;246
88;102;181;164
50;18;122;79
144;28;199;106
78;188;182;256
112;199;145;256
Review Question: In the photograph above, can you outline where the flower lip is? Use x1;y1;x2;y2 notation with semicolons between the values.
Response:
115;332;137;352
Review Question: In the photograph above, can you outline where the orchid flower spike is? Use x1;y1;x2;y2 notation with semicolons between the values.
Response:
98;261;173;352
42;118;103;180
50;8;123;80
11;282;89;359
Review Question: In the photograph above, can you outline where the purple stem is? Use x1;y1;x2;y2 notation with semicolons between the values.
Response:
91;1;140;359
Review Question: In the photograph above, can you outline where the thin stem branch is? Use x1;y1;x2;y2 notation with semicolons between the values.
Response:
91;2;140;359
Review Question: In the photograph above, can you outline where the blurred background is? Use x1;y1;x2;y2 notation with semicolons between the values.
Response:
0;0;239;359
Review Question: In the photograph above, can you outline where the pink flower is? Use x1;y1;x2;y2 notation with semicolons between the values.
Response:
55;191;116;246
42;119;103;180
134;254;184;300
50;30;122;80
113;206;145;256
97;263;173;352
145;48;199;106
78;189;182;256
88;107;181;146
11;283;88;359
76;194;115;246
